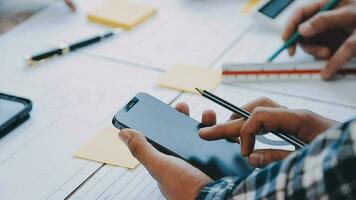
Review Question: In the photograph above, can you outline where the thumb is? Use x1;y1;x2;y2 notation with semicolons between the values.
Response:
119;129;162;166
248;149;292;168
299;7;355;36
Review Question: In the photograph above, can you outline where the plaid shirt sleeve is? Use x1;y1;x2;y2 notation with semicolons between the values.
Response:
197;118;356;200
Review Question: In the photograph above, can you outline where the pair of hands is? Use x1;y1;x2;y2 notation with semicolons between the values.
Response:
119;98;337;199
283;0;356;80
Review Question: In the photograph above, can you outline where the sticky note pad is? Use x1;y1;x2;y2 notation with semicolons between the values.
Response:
88;0;156;30
74;127;139;169
241;0;261;14
157;64;222;93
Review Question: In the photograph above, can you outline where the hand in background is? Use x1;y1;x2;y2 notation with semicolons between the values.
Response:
64;0;76;12
197;97;338;167
282;0;356;80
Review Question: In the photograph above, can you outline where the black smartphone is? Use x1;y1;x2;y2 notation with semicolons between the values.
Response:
112;93;253;180
0;93;32;138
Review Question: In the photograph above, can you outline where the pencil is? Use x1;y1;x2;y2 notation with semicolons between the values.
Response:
25;31;115;65
267;0;341;62
195;88;306;149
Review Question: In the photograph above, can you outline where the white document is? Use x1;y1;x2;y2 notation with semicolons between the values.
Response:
0;50;178;199
68;164;163;200
217;25;356;108
5;0;254;70
83;0;254;69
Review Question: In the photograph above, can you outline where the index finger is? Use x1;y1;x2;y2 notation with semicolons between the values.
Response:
200;98;283;140
282;0;327;41
239;107;306;156
230;97;283;120
199;118;244;140
175;102;190;116
321;33;356;80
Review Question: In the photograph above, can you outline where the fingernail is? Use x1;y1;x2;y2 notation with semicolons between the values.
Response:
288;48;292;57
119;130;131;144
318;50;325;58
321;70;333;80
318;48;329;58
198;127;210;134
299;22;316;36
249;153;263;166
236;137;241;144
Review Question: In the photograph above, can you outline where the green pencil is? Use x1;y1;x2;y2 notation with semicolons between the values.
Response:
267;0;341;62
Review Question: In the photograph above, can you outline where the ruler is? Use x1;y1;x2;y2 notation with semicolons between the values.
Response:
222;61;356;81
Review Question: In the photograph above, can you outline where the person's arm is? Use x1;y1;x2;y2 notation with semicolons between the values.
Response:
198;118;356;199
118;99;348;199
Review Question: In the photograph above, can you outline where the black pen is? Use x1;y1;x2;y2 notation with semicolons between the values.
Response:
25;31;115;65
195;88;306;149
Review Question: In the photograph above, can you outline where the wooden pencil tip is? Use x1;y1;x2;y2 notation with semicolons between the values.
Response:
195;88;203;94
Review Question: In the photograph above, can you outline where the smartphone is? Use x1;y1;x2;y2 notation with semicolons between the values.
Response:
253;0;308;30
0;93;32;138
112;93;253;180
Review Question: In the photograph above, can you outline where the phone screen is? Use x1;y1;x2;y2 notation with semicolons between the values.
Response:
0;98;26;126
259;0;294;19
113;93;253;180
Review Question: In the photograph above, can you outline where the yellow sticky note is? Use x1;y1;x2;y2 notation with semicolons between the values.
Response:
74;127;139;169
157;64;222;93
88;0;156;30
241;0;261;14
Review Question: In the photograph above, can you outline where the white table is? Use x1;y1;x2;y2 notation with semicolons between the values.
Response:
0;0;355;199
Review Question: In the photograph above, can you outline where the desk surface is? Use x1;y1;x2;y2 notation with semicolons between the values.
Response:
0;0;355;199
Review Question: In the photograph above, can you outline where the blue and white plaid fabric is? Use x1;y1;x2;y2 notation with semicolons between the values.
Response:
198;118;356;200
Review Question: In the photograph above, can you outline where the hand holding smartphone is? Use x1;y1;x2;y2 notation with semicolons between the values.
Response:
112;93;253;180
